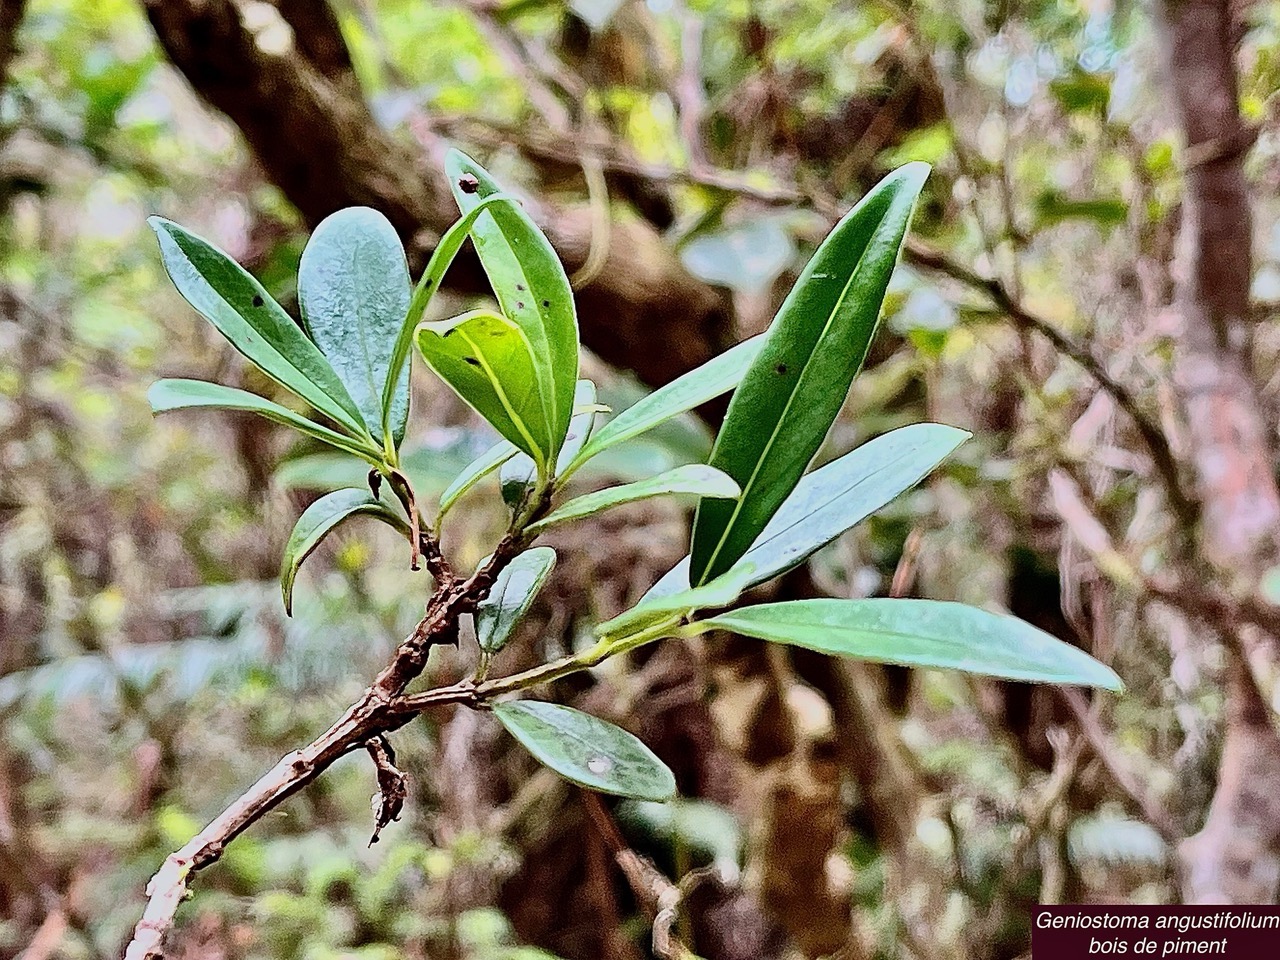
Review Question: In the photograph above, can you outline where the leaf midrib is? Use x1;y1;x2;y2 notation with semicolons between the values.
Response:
697;231;876;584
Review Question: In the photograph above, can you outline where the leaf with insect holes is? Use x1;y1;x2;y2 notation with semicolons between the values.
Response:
476;547;557;655
384;193;520;443
563;336;765;480
494;700;677;801
447;150;579;462
690;164;930;586
416;310;552;466
148;379;382;463
298;207;412;447
646;423;968;600
280;488;410;615
149;217;368;440
527;464;740;535
694;599;1123;690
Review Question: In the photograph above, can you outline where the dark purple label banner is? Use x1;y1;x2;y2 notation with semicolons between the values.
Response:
1032;906;1280;958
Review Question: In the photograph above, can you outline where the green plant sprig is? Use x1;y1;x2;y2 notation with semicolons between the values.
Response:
128;151;1122;960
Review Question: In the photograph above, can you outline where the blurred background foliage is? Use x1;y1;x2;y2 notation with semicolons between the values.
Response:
2;0;1278;958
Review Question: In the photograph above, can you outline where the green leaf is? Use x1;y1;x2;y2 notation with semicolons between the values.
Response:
446;150;579;462
416;310;552;464
647;423;968;600
298;207;412;447
597;563;756;640
690;163;930;585
696;599;1123;690
148;217;368;440
476;547;557;655
527;464;740;535
557;380;598;475
493;700;677;801
563;335;765;479
280;488;410;615
437;439;519;523
384;193;520;443
148;379;381;463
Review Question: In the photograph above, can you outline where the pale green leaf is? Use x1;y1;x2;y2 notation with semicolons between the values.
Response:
280;488;410;615
476;547;557;655
493;700;676;801
697;599;1123;690
298;206;411;445
527;464;739;534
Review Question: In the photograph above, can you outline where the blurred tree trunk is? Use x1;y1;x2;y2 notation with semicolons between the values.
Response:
1156;0;1280;903
141;0;734;390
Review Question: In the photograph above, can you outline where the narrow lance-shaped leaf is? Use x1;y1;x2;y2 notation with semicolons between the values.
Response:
557;379;599;475
646;423;968;600
447;150;579;461
148;217;368;440
562;336;766;480
437;438;519;524
597;563;757;640
416;310;551;464
695;599;1123;690
299;207;412;447
280;488;410;615
476;547;557;655
527;464;740;535
148;379;382;463
690;163;931;585
493;700;677;801
383;193;520;441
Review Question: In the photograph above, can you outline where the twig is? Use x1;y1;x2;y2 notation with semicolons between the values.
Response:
123;497;556;958
907;239;1198;532
581;793;706;960
1055;688;1179;843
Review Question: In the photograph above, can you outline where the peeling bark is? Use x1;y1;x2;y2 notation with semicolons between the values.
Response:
1156;0;1280;904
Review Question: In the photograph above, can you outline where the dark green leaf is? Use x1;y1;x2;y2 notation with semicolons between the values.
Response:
280;489;410;615
690;163;929;585
527;464;740;535
416;310;551;465
648;423;968;599
493;700;677;801
298;207;412;447
148;217;368;440
384;193;520;441
476;547;557;654
447;150;578;461
148;379;381;463
697;599;1122;690
564;335;765;479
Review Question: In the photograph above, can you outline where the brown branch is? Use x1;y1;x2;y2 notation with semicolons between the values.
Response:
582;793;706;960
906;239;1198;531
123;495;561;958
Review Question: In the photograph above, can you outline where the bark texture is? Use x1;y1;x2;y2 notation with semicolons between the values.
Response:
1157;0;1280;904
